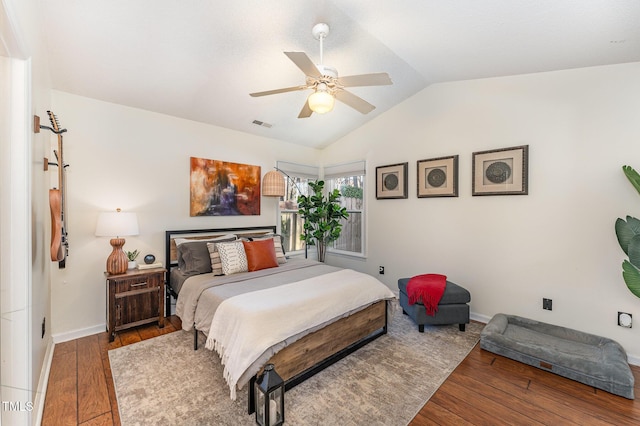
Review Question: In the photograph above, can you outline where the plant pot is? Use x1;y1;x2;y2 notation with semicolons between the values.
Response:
317;243;326;263
128;261;137;269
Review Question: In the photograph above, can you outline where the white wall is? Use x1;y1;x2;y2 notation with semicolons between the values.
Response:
1;0;52;424
51;63;640;362
322;62;640;359
50;91;319;339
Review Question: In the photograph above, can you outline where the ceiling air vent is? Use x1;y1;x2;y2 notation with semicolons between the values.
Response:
252;120;272;128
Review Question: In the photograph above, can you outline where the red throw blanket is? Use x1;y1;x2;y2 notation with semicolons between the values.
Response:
406;274;447;316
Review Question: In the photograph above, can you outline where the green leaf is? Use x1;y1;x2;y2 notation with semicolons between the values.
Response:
623;165;640;196
615;216;640;255
622;260;640;298
628;216;640;233
629;235;640;269
616;218;633;254
125;249;139;261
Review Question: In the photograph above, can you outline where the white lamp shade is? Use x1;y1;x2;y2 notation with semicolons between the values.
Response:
262;170;286;197
95;211;139;237
308;90;335;114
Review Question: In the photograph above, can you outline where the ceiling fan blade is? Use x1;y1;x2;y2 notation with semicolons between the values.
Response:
298;100;313;118
334;90;376;114
249;85;308;97
338;73;392;88
284;52;322;78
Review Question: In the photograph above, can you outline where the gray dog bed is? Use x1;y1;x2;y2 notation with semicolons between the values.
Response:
481;314;634;399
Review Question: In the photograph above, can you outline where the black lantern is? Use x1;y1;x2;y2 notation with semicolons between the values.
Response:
255;364;284;426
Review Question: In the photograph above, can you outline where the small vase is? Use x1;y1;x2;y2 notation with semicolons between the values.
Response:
128;261;137;269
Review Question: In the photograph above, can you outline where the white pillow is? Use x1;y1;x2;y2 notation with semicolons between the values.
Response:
216;241;248;275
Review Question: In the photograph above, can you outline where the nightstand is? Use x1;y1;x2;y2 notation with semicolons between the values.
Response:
106;267;166;342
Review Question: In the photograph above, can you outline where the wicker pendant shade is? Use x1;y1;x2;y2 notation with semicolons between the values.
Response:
262;170;285;197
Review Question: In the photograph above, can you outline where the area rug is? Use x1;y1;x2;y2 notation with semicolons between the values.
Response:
109;302;483;425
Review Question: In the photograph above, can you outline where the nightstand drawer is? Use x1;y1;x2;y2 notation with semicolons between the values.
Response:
114;274;160;293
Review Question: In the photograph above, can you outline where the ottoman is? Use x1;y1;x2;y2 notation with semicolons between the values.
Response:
398;277;470;332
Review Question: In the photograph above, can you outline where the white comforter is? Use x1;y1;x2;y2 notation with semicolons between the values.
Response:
204;268;395;399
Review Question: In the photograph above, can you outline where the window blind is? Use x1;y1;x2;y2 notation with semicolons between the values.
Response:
276;161;319;179
323;160;366;179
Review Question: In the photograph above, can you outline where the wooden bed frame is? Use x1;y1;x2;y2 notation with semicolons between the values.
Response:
164;226;389;413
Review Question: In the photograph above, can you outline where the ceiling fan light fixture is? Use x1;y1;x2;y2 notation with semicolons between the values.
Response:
308;85;335;114
249;22;392;118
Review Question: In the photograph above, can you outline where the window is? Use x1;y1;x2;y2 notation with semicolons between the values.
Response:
324;161;366;256
276;161;365;258
276;162;318;254
279;176;308;253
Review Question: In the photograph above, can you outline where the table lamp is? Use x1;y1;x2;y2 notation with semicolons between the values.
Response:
95;208;139;275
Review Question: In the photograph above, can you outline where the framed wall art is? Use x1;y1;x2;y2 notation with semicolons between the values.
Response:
472;145;529;196
417;155;458;198
376;162;408;199
190;157;261;216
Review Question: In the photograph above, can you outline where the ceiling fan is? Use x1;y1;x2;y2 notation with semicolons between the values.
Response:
249;23;393;118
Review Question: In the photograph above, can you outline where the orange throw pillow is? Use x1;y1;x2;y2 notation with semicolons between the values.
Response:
242;239;278;272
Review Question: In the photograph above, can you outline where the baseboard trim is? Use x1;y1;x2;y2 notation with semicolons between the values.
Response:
52;323;105;344
32;337;54;426
470;311;490;324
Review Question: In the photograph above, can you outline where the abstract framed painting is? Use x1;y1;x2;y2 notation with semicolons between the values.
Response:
417;155;459;198
190;157;261;216
376;162;408;199
472;145;529;196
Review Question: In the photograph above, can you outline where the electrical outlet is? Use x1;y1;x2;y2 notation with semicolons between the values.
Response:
618;312;632;328
543;298;553;311
379;266;385;275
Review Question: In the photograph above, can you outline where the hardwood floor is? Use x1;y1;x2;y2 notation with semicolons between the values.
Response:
412;344;640;425
42;316;182;426
43;318;640;425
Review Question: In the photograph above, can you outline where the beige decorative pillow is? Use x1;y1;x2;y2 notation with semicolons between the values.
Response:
216;241;249;275
206;242;224;275
272;237;287;264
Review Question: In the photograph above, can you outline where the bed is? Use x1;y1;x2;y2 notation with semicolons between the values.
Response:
164;226;396;409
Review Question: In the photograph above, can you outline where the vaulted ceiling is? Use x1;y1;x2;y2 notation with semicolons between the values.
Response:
41;0;640;148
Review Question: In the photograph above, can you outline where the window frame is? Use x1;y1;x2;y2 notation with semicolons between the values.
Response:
324;161;366;258
276;162;318;257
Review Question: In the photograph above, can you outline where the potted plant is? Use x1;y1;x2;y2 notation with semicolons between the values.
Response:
615;165;640;298
125;249;140;270
297;180;349;262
